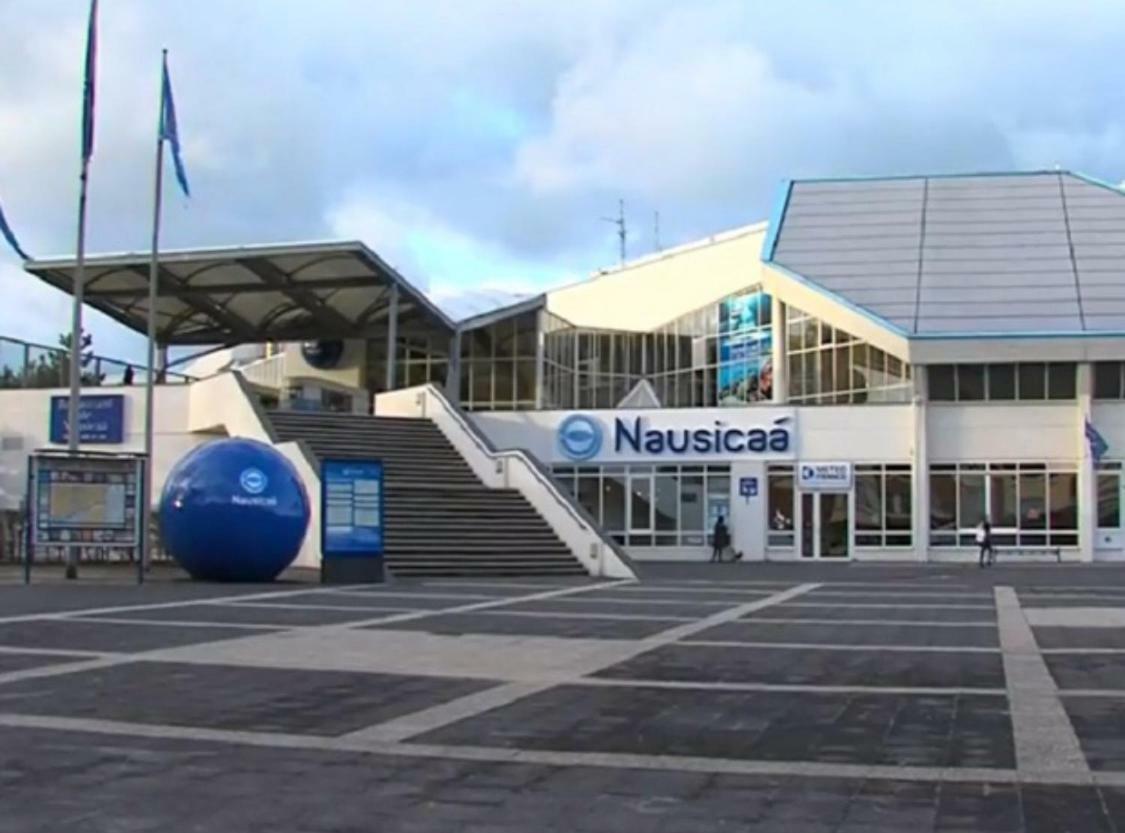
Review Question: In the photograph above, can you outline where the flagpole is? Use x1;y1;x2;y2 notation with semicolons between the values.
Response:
141;49;169;585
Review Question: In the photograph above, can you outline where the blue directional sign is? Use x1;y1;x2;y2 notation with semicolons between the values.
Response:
321;459;384;556
49;394;125;444
739;476;759;498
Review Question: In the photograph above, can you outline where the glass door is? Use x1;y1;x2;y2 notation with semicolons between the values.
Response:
800;492;851;559
628;469;654;546
800;493;815;558
818;492;850;558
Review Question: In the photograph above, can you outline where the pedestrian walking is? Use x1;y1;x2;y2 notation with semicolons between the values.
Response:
977;517;994;567
711;515;730;562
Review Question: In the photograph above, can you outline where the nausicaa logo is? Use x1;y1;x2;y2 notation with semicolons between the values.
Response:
615;416;791;455
558;414;604;461
239;467;268;495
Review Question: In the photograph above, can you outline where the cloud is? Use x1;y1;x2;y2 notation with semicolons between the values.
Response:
2;0;1125;363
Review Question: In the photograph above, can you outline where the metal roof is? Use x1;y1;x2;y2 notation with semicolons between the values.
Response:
766;171;1125;337
24;241;456;346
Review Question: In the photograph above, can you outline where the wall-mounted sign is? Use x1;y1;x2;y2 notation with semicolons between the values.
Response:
739;476;759;498
798;462;853;492
556;410;796;462
49;395;125;444
301;340;345;370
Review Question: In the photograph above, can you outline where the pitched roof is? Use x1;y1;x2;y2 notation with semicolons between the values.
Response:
766;171;1125;337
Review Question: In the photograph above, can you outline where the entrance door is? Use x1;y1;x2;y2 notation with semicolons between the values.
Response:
799;492;850;559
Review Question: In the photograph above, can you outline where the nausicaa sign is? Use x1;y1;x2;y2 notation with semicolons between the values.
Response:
556;410;796;462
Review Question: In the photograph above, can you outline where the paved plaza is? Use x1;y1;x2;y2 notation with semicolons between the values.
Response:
5;564;1125;830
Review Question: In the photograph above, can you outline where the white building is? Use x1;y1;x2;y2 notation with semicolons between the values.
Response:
7;170;1125;570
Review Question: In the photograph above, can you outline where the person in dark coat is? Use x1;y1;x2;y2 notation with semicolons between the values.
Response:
711;515;731;562
122;364;134;385
977;517;994;567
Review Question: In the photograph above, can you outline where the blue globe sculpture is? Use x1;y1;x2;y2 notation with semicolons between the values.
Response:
160;438;310;582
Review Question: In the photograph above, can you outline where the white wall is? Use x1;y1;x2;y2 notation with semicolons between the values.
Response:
927;403;1076;462
472;405;912;465
546;225;767;331
0;385;215;511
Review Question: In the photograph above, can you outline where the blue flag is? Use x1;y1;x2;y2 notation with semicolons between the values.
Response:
0;198;28;260
81;0;98;163
160;54;190;198
1086;418;1109;463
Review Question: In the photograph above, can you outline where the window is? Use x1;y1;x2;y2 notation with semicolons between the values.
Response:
556;463;731;548
855;464;913;547
928;462;1079;548
929;365;956;401
1018;363;1046;399
957;365;985;401
787;309;912;405
767;464;794;547
927;362;1075;402
1095;362;1124;400
1098;463;1121;530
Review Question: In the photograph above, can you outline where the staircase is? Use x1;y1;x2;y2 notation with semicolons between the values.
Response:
267;410;587;577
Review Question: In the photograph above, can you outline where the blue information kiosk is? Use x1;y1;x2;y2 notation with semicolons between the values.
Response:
320;458;386;584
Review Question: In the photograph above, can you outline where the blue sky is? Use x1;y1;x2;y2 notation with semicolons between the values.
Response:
2;0;1125;361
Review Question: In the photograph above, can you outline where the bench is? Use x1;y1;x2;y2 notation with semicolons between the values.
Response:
992;546;1062;563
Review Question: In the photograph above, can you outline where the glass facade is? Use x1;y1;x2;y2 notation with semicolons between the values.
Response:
1099;462;1121;530
553;464;731;547
1095;362;1125;400
928;363;1076;402
786;309;912;404
767;464;795;547
929;462;1079;548
854;464;913;548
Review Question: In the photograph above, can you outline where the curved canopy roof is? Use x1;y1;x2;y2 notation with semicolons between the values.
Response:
24;241;456;346
765;171;1125;337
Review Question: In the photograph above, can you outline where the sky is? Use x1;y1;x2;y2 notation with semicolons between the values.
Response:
2;0;1125;362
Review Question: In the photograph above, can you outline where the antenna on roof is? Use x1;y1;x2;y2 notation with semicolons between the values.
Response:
653;210;661;253
601;198;626;266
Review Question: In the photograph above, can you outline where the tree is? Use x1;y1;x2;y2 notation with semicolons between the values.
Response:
0;331;105;389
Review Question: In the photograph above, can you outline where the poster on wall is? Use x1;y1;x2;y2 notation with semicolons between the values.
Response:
718;290;773;405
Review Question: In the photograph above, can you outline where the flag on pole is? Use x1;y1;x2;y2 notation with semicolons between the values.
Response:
160;54;190;197
1086;418;1109;463
81;0;98;162
0;198;28;260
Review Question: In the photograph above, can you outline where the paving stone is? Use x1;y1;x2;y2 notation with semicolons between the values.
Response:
1020;784;1114;833
747;604;997;623
688;620;1000;647
0;651;91;674
1044;653;1125;690
1035;627;1125;650
595;643;1005;688
364;612;680;639
494;598;726;618
0;660;496;736
0;619;274;653
417;683;1016;768
1061;696;1125;770
81;603;388;626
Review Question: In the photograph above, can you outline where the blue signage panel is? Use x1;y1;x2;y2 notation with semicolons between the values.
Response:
321;459;384;556
49;395;125;444
739;476;758;498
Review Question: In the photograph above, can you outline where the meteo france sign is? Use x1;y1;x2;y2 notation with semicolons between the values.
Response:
556;410;796;462
798;462;853;492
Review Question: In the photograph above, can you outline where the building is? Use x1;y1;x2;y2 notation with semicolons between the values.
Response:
6;170;1125;570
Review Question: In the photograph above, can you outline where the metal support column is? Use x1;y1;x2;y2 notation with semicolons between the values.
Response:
534;309;546;409
1078;362;1096;563
384;283;399;391
447;329;462;404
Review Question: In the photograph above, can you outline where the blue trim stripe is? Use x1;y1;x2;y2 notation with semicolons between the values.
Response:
760;179;792;262
1069;170;1125;196
786;168;1068;185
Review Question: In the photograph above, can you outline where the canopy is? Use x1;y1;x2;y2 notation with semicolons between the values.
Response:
24;241;456;345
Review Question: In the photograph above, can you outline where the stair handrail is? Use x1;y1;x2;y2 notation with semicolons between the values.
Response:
231;370;320;474
418;384;636;574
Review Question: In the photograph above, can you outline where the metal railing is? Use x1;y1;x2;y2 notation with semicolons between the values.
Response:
0;335;195;390
239;353;286;390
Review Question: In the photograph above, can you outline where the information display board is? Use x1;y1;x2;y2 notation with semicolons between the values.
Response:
320;458;385;583
25;450;145;582
49;394;125;444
